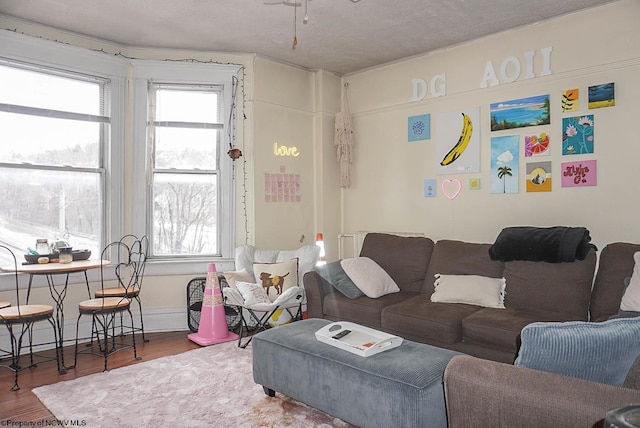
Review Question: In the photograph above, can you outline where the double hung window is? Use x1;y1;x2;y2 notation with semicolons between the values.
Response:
148;84;222;256
132;61;238;261
0;61;110;265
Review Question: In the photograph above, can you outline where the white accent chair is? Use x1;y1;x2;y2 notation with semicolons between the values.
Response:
221;244;320;348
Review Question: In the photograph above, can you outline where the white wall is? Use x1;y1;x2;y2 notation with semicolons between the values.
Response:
338;0;640;252
250;60;342;252
251;58;316;247
313;70;343;261
0;16;337;339
1;0;638;340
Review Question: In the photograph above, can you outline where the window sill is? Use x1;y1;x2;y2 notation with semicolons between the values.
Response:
0;258;236;292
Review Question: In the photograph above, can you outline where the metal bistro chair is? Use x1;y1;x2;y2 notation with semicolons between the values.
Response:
0;245;61;390
73;240;142;371
93;234;149;342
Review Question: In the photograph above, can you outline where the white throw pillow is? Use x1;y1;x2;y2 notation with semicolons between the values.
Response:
620;252;640;311
253;258;299;302
340;257;400;298
235;281;270;306
222;268;253;290
431;274;506;308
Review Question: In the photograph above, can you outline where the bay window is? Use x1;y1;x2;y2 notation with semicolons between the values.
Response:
0;31;235;276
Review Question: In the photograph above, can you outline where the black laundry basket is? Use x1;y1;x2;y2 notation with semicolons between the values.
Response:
186;276;242;333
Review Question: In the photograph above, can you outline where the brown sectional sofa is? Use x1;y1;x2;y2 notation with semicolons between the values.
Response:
304;233;634;363
443;354;640;427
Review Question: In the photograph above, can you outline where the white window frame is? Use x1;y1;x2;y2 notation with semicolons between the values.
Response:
0;32;239;287
0;31;127;291
131;60;239;275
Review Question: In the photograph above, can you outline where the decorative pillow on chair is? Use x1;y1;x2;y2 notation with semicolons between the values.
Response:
235;244;319;287
235;281;270;306
514;317;640;386
275;245;321;285
222;268;253;290
253;258;299;302
315;260;365;299
430;274;506;308
340;257;399;298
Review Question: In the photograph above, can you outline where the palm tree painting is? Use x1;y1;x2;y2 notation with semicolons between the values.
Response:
491;135;519;194
497;166;513;193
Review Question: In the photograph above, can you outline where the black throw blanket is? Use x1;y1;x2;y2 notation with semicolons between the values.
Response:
488;226;597;263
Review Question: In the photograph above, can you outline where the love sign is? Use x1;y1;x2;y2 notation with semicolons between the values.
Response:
273;142;300;157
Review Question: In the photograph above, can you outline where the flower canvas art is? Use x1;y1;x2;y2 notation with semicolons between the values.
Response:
562;115;594;155
561;88;579;112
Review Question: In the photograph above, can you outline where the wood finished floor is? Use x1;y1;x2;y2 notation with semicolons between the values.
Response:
0;331;200;422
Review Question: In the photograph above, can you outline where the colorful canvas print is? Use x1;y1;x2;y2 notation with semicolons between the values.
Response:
435;107;480;174
469;178;481;190
561;88;579;112
561;160;597;187
408;114;431;141
490;135;519;194
562;115;594;155
526;161;552;192
588;82;615;109
524;132;550;157
490;94;550;131
423;179;437;197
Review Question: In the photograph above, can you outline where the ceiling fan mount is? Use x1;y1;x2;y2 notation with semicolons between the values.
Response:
264;0;362;48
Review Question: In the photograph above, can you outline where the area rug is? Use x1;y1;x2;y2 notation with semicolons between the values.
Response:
33;341;352;427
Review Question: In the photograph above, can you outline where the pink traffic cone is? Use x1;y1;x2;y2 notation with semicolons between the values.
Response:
188;263;239;346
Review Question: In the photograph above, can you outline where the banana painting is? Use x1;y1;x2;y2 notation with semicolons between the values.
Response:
440;113;473;166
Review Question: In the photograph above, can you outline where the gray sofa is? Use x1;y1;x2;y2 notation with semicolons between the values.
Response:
304;233;637;363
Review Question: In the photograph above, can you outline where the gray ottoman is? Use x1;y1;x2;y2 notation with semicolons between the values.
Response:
252;318;462;428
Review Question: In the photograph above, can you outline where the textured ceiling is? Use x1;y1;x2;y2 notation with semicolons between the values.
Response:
0;0;617;75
